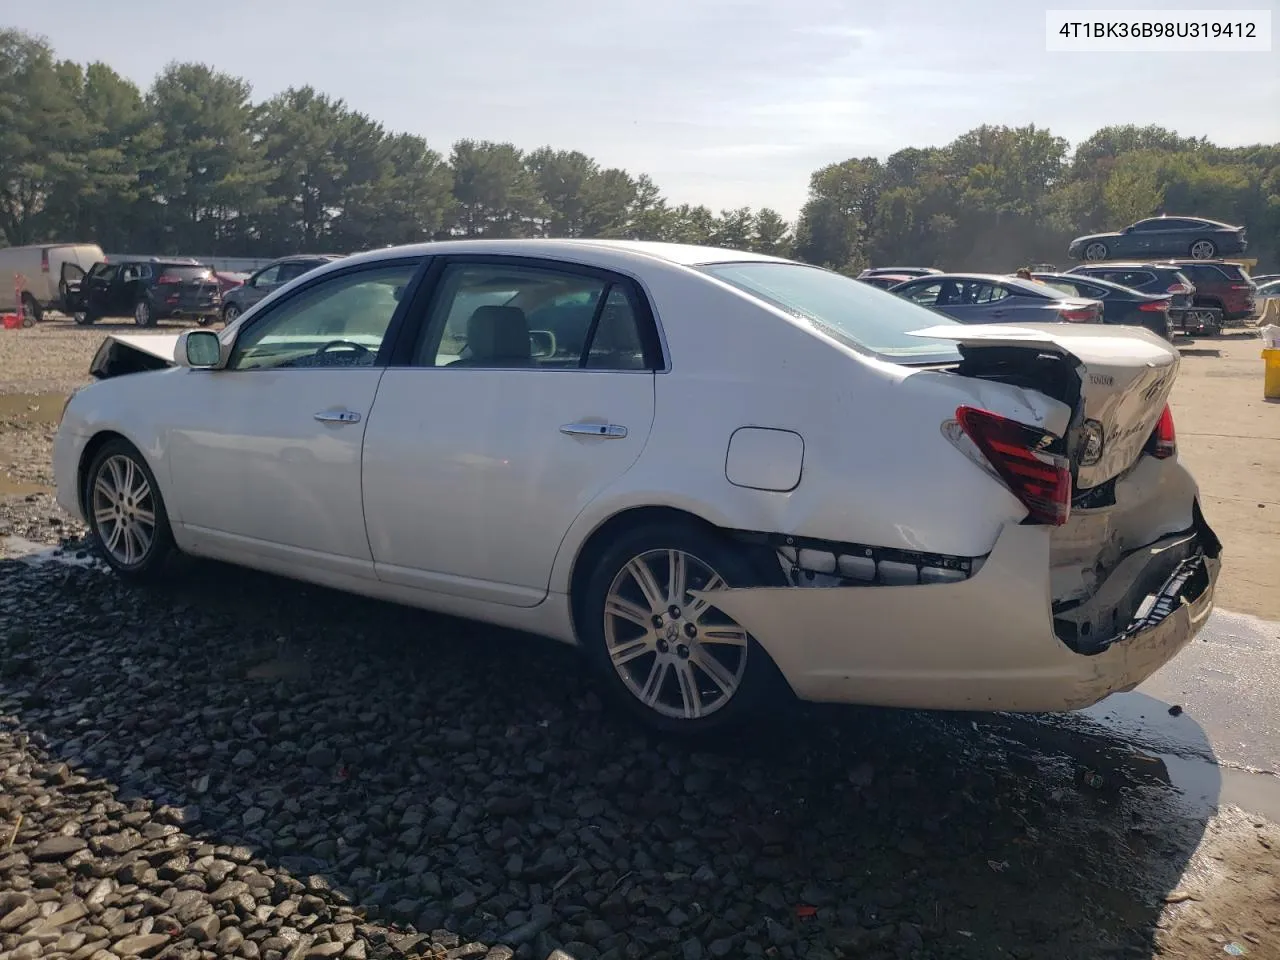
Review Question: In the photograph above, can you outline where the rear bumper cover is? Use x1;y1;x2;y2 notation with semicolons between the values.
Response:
708;503;1220;714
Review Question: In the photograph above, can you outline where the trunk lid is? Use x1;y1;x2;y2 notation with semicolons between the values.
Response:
913;322;1178;488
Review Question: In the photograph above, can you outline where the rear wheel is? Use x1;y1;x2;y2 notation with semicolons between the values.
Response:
84;439;177;580
1189;239;1217;260
73;311;97;326
134;299;156;327
1084;242;1109;261
578;521;785;735
21;294;41;326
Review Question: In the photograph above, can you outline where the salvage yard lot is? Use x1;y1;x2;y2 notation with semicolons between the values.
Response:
2;318;1279;960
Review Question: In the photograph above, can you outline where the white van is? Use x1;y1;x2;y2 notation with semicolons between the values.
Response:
0;243;105;322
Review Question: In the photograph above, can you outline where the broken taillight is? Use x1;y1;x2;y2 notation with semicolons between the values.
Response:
1146;405;1176;459
954;406;1072;526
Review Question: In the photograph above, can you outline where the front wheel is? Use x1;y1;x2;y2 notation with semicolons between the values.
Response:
134;299;156;327
1084;242;1109;261
84;440;177;580
578;522;785;734
222;304;240;327
1189;239;1217;260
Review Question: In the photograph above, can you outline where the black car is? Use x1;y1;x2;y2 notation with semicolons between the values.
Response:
1067;216;1247;263
1066;262;1197;331
1031;272;1173;340
61;258;221;327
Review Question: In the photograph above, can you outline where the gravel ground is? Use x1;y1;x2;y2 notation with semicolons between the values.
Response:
3;318;1280;960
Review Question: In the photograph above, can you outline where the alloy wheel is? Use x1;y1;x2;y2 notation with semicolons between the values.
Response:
223;305;240;326
1190;240;1216;260
92;454;158;567
134;301;151;326
603;548;749;720
1084;243;1108;261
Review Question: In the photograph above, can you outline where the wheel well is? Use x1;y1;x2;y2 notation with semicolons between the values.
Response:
76;431;132;514
566;505;781;637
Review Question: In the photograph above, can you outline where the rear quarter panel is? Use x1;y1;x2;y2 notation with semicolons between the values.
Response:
548;265;1043;593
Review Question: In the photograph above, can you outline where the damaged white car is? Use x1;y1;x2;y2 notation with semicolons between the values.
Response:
53;239;1221;733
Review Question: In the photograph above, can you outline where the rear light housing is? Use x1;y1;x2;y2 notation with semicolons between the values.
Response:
1167;282;1192;294
1059;305;1098;323
40;250;49;273
1139;299;1172;312
157;274;183;284
953;406;1072;526
1145;405;1176;459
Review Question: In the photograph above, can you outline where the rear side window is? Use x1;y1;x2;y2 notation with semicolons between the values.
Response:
701;262;962;364
1098;270;1154;287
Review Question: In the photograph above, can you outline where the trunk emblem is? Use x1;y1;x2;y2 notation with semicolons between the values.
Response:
1079;420;1105;466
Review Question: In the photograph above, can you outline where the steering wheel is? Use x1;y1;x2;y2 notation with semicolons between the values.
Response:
316;339;370;357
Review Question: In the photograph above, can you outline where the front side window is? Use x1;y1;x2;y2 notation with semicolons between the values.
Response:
229;262;418;371
416;262;651;370
702;262;962;363
252;265;282;287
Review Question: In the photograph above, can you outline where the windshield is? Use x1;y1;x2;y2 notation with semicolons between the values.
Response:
700;261;961;364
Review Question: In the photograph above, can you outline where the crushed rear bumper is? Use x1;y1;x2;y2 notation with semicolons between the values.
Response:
706;501;1220;713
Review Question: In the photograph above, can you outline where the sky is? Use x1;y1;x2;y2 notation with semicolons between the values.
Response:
9;0;1279;218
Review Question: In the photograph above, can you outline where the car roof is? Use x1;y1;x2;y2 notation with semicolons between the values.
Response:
1137;215;1231;227
1072;262;1179;270
1035;272;1152;293
326;238;793;273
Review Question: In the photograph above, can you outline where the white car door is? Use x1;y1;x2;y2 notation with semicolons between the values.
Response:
361;256;660;606
165;257;425;577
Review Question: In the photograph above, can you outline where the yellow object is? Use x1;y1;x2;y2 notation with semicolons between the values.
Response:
1264;348;1280;400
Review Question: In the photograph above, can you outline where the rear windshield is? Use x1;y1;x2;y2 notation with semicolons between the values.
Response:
700;261;961;364
158;265;212;281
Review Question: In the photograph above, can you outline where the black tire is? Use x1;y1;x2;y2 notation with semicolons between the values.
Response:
1084;241;1109;261
83;439;178;580
134;299;156;327
1189;239;1217;260
578;521;787;735
73;311;97;326
21;293;42;325
222;304;240;327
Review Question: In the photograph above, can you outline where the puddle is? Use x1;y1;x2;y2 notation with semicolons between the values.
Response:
0;476;53;497
0;392;68;423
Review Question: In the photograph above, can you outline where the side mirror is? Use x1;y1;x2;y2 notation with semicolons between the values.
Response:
177;330;222;368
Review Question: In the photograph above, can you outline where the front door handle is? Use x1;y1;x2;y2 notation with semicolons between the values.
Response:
560;422;627;439
314;410;361;424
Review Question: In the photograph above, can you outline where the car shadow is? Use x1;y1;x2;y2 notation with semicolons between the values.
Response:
0;553;1216;959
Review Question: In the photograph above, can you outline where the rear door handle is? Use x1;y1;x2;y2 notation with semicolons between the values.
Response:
560;422;628;439
314;410;361;424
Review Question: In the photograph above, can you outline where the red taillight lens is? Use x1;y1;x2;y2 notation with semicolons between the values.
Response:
41;250;49;273
1059;306;1098;322
1147;405;1176;459
157;275;182;284
1139;299;1172;312
955;406;1072;525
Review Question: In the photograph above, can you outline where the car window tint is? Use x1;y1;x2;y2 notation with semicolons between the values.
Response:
229;263;416;371
965;282;1008;304
254;265;282;286
901;281;942;306
1040;280;1080;297
1130;220;1162;232
417;262;649;371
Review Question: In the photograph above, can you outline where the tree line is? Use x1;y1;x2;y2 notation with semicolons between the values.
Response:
2;28;1277;271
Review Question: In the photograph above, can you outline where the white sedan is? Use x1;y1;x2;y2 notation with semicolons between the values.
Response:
53;239;1221;733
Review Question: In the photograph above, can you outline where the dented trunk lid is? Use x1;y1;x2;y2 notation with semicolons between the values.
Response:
912;323;1179;488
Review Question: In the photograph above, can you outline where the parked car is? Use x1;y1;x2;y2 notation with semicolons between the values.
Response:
1156;259;1259;327
888;273;1102;325
1068;216;1247;263
0;242;104;323
1030;272;1173;340
52;238;1219;733
219;255;343;326
858;273;915;290
1250;273;1280;286
1066;262;1200;333
859;266;941;280
60;258;222;327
